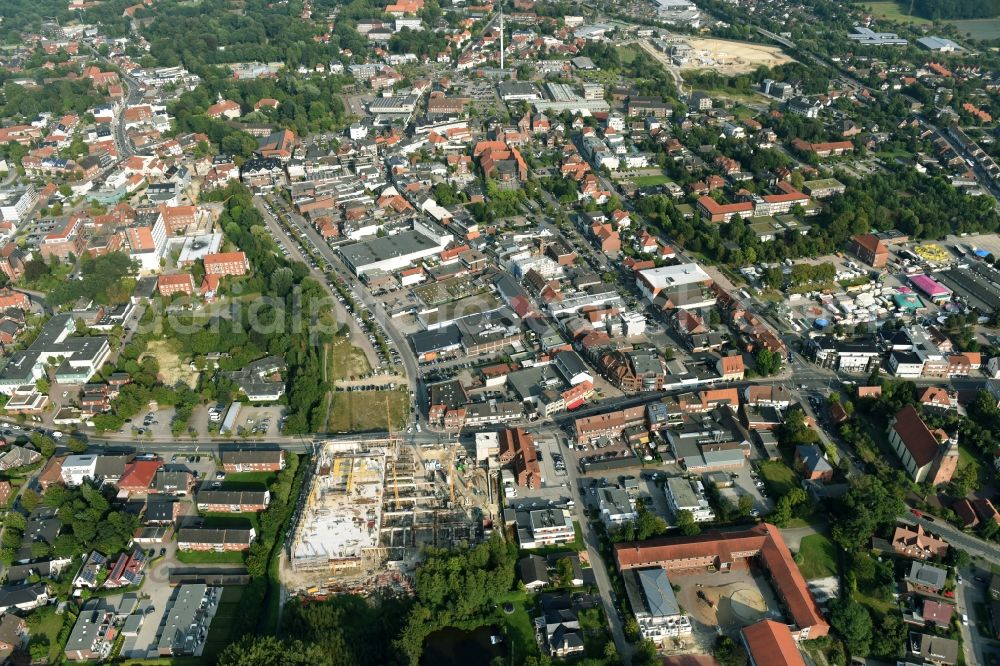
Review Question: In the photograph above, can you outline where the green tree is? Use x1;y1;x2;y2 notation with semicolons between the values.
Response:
676;509;700;536
66;437;88;454
19;488;39;513
28;636;49;662
555;556;575;587
755;348;781;375
217;636;327;666
737;495;754;517
714;635;748;666
830;597;872;657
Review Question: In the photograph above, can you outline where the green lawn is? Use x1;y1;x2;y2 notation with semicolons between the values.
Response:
633;174;669;187
758;460;799;496
865;1;933;24
201;513;260;532
617;45;637;64
495;591;539;664
175;550;247;565
27;605;66;663
795;534;838;580
202;587;244;660
222;471;278;486
958;444;982;473
327;389;410;433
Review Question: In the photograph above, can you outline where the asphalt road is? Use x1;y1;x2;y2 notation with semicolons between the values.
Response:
539;422;634;664
265;195;424;413
902;515;1000;568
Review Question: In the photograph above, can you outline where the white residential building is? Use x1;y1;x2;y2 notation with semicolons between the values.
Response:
598;487;636;528
61;454;99;486
665;477;715;522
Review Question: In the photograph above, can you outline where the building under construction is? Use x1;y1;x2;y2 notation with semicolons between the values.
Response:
287;439;481;593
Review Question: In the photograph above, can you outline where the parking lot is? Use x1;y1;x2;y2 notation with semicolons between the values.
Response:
716;463;774;514
233;405;285;437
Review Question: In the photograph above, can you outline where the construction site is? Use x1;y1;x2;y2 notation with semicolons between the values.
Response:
283;437;496;597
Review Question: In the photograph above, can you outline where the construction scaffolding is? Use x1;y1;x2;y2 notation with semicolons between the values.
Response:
290;441;393;574
285;439;482;596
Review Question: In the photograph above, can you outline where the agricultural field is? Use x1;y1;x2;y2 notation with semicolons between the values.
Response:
864;2;933;24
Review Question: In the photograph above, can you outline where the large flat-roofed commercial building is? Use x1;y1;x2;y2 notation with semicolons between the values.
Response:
0;314;110;393
848;26;908;45
614;523;829;640
636;264;714;310
367;95;419;114
340;228;451;276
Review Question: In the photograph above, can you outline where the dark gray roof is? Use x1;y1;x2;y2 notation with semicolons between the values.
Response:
145;497;177;523
197;489;268;505
0;583;46;609
177;527;253;546
220;449;282;465
518;554;548;585
410;325;462;356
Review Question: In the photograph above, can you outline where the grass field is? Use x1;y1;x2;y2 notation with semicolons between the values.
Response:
29;606;67;662
951;18;1000;40
327;336;371;382
327;389;409;432
221;471;278;486
634;174;670;187
176;550;247;565
202;587;244;660
958;444;982;473
865;1;932;24
495;591;539;664
795;534;838;580
758;460;799;496
202;513;260;532
617;45;638;64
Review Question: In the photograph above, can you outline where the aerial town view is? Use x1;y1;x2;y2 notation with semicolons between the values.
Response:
1;0;1000;663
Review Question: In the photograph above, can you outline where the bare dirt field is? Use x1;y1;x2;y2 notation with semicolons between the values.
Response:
144;340;199;388
682;38;795;74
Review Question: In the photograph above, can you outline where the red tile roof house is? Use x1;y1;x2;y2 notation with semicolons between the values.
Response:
891;524;949;560
696;195;754;223
919;600;954;629
117;460;162;495
888;405;959;485
614;523;829;640
203;251;250;277
157;273;196;298
741;620;805;666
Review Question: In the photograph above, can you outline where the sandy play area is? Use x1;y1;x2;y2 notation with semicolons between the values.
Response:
682;38;795;74
675;568;784;633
